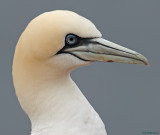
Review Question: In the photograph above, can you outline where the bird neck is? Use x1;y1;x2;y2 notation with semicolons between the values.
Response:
13;59;92;134
29;76;92;134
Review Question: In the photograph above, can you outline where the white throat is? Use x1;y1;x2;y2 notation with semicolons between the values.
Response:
13;54;107;135
26;75;106;135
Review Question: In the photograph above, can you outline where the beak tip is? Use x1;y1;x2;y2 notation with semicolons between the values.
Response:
144;61;150;66
145;61;150;66
136;53;149;66
142;59;150;66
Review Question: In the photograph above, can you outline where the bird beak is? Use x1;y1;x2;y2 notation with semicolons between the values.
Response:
60;38;149;65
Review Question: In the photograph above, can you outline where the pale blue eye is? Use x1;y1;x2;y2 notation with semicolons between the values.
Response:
65;34;78;45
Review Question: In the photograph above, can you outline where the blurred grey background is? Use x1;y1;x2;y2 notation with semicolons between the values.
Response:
0;0;159;135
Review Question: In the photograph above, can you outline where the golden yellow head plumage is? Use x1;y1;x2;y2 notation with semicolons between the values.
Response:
17;10;101;60
13;10;148;70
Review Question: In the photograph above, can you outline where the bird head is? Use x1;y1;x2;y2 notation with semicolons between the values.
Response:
14;10;148;74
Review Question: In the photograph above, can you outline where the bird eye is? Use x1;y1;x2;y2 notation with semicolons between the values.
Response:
65;34;78;45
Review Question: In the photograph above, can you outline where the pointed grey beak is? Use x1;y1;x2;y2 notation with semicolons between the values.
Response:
60;38;149;66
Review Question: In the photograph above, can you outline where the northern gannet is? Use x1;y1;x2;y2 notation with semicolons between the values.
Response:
12;10;149;135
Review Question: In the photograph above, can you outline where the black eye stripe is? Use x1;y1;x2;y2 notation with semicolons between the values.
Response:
56;34;96;54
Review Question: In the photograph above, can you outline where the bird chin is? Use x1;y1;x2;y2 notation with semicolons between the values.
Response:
66;53;93;70
52;53;93;71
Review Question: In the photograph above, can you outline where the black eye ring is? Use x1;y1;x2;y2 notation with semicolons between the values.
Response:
65;34;78;45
